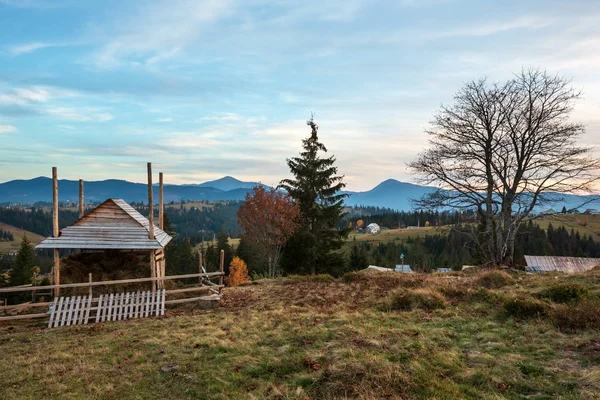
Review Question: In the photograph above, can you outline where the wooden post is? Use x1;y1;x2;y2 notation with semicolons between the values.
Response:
88;273;92;298
52;167;60;298
150;251;156;292
159;172;164;230
147;162;154;240
78;179;84;218
32;272;37;303
198;252;203;285
219;250;224;293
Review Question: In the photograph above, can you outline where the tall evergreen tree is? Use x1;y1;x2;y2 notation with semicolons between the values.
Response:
11;235;35;286
216;229;233;275
279;117;349;275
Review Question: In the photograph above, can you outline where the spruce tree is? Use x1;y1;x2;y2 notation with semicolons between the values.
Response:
279;117;349;275
11;234;35;286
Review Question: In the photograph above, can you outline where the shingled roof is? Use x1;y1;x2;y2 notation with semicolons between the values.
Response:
36;198;172;250
524;255;600;273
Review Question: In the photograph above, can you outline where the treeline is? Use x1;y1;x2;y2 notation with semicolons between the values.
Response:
0;229;14;242
347;221;600;272
342;208;474;229
0;202;241;245
0;207;80;237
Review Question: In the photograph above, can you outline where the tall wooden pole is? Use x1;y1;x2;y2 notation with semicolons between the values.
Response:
78;179;84;218
147;163;156;292
219;249;224;293
147;162;154;240
52;167;60;297
159;172;164;230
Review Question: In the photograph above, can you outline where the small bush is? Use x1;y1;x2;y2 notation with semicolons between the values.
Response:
389;289;447;311
553;300;600;331
437;285;470;301
477;271;514;289
225;257;250;287
539;283;589;303
503;296;547;319
343;271;366;283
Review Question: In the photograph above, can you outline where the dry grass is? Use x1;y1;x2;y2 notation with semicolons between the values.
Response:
1;270;600;399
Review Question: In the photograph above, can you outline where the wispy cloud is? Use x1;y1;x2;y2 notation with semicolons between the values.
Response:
87;0;233;69
46;107;113;122
428;16;554;39
7;41;78;56
0;124;17;134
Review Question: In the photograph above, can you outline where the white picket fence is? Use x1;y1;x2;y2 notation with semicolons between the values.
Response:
48;289;166;328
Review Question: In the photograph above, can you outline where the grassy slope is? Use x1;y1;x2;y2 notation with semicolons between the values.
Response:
535;214;600;241
0;222;44;252
349;226;449;243
1;271;599;399
349;214;600;246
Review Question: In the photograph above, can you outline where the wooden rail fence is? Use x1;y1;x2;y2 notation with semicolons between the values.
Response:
0;271;224;324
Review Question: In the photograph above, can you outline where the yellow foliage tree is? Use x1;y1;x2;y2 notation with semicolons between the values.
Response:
226;257;250;287
424;221;430;227
356;219;364;229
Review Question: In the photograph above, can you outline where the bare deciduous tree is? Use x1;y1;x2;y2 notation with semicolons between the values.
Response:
410;69;600;266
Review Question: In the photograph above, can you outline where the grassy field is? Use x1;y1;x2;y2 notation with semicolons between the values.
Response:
0;222;44;253
349;213;600;246
535;213;600;241
349;226;449;243
1;269;599;399
193;237;241;251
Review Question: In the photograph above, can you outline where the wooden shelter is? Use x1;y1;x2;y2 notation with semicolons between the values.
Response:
35;164;171;296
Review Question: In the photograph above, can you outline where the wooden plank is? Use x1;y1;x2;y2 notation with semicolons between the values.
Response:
83;295;92;325
95;294;103;323
160;289;165;316
165;294;220;305
0;313;49;321
69;296;80;326
0;272;223;293
118;293;125;321
144;291;150;318
60;297;70;327
166;285;224;295
48;297;59;328
106;293;114;322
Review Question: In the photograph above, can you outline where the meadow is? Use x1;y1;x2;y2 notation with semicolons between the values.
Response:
0;222;44;252
1;269;599;399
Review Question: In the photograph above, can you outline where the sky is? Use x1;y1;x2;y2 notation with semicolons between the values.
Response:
0;0;599;191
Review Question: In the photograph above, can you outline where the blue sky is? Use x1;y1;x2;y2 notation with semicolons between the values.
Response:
0;0;599;190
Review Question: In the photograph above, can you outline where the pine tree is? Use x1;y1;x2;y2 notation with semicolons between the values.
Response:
11;234;35;286
279;117;349;275
349;240;368;271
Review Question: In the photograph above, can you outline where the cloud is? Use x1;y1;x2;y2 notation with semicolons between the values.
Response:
428;16;554;39
46;107;113;122
155;117;173;123
87;0;233;69
7;41;79;56
0;124;17;134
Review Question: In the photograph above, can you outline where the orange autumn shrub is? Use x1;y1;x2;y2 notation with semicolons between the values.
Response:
226;257;250;287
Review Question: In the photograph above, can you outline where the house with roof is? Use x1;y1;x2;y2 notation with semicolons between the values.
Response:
365;223;381;234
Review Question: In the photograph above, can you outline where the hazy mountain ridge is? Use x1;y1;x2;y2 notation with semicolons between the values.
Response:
0;176;598;212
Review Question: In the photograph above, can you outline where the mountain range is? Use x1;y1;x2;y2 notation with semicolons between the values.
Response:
0;176;597;212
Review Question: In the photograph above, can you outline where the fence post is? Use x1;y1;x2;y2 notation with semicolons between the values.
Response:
219;250;224;293
32;272;37;303
199;252;204;286
89;273;92;298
